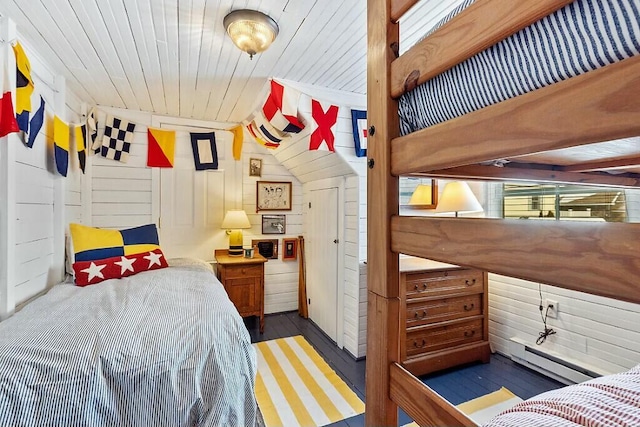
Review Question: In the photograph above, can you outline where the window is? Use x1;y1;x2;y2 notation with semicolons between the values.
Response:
503;183;626;222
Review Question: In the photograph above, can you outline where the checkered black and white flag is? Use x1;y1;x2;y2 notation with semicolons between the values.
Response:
101;114;135;163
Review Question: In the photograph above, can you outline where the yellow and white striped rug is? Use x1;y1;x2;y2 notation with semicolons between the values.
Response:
254;335;365;427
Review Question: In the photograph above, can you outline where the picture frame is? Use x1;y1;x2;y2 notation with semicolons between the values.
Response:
283;238;298;261
262;214;286;234
252;239;278;260
256;181;292;211
249;158;262;177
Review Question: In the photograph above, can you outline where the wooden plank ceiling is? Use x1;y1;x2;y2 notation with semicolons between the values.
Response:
0;0;465;123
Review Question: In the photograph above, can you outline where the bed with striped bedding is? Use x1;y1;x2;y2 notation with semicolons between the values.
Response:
398;0;640;135
0;259;257;427
484;364;640;426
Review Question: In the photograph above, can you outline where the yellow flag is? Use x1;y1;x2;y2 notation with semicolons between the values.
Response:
231;124;243;160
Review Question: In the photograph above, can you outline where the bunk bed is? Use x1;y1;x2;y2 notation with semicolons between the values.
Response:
365;0;640;426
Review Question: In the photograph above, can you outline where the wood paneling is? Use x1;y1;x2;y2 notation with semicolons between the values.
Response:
392;217;640;305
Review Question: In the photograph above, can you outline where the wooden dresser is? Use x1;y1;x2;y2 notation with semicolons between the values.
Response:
399;257;491;376
214;249;267;333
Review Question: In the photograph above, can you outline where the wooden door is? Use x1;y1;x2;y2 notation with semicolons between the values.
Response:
307;187;339;341
158;123;237;260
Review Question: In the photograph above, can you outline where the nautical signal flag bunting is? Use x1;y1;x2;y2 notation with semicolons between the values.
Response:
309;99;338;152
54;116;70;177
147;127;175;167
13;42;33;132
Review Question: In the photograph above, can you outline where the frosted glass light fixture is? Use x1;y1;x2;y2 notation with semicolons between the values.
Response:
224;10;279;59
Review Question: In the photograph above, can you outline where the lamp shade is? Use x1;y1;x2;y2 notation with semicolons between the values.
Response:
224;10;279;59
435;181;483;216
408;184;434;206
221;210;251;229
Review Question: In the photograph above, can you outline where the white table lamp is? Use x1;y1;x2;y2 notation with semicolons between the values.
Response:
434;181;483;217
221;210;251;256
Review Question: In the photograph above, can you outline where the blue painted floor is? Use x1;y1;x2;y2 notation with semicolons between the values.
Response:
248;312;563;427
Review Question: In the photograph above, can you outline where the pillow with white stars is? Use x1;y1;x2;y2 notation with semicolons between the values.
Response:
72;248;168;286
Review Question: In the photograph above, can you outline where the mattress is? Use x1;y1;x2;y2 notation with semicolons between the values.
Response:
483;363;640;426
399;0;640;135
0;260;257;426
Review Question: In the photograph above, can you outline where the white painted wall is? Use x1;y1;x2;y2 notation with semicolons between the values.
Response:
480;181;640;375
0;25;83;316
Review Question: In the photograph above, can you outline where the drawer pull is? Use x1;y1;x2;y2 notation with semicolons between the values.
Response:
463;303;475;311
413;339;426;348
413;310;428;319
414;283;428;291
464;330;476;338
465;278;476;286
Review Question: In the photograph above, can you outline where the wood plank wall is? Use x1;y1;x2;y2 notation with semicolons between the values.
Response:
1;33;84;310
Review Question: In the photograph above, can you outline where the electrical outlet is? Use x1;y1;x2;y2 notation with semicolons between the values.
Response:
545;299;559;319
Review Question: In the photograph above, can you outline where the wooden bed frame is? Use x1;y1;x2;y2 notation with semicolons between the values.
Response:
365;0;640;425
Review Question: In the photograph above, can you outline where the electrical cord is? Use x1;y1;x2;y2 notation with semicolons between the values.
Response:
537;284;556;345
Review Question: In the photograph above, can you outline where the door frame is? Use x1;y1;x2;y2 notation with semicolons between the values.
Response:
304;177;346;350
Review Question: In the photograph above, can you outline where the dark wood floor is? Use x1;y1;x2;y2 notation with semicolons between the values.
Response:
246;312;563;427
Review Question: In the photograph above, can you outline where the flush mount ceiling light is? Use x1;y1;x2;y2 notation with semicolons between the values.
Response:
223;9;279;59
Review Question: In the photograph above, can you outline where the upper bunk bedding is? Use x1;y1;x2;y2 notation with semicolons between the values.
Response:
399;0;640;136
0;260;257;427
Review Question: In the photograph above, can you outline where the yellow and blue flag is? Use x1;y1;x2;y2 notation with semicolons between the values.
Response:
54;115;70;177
12;42;33;132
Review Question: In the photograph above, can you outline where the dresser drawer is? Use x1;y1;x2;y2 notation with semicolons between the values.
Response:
222;264;263;279
405;317;483;357
405;269;483;299
406;294;482;327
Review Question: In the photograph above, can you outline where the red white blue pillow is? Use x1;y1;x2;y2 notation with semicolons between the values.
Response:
68;223;168;286
72;249;168;287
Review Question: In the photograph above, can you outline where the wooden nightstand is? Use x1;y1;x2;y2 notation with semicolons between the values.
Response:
214;249;267;333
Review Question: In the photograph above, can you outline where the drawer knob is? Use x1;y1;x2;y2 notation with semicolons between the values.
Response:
413;310;428;319
413;339;426;348
465;278;476;286
464;330;476;338
463;303;475;311
414;283;428;291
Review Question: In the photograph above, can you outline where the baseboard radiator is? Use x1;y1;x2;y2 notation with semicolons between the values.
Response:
509;337;601;385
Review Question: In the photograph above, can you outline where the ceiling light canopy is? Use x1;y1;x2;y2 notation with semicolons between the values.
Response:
224;9;279;59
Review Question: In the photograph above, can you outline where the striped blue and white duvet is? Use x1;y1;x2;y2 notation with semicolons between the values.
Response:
399;0;640;135
0;261;257;427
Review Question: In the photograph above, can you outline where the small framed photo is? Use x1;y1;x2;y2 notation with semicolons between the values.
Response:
283;238;298;261
249;158;262;177
256;181;292;211
262;214;286;234
252;239;278;260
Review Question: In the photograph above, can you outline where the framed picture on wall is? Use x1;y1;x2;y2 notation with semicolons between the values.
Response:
252;239;278;260
262;215;286;234
249;158;262;177
283;238;298;261
256;181;292;211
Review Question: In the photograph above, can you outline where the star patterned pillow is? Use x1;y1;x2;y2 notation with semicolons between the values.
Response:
72;249;168;287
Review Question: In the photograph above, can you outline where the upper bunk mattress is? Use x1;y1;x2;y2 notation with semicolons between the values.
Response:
399;0;640;135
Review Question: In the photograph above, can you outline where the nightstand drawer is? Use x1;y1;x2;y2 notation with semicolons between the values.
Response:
405;269;483;299
406;317;483;357
406;294;482;327
223;265;263;279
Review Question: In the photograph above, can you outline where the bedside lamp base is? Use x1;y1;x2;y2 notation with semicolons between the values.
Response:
228;229;244;256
